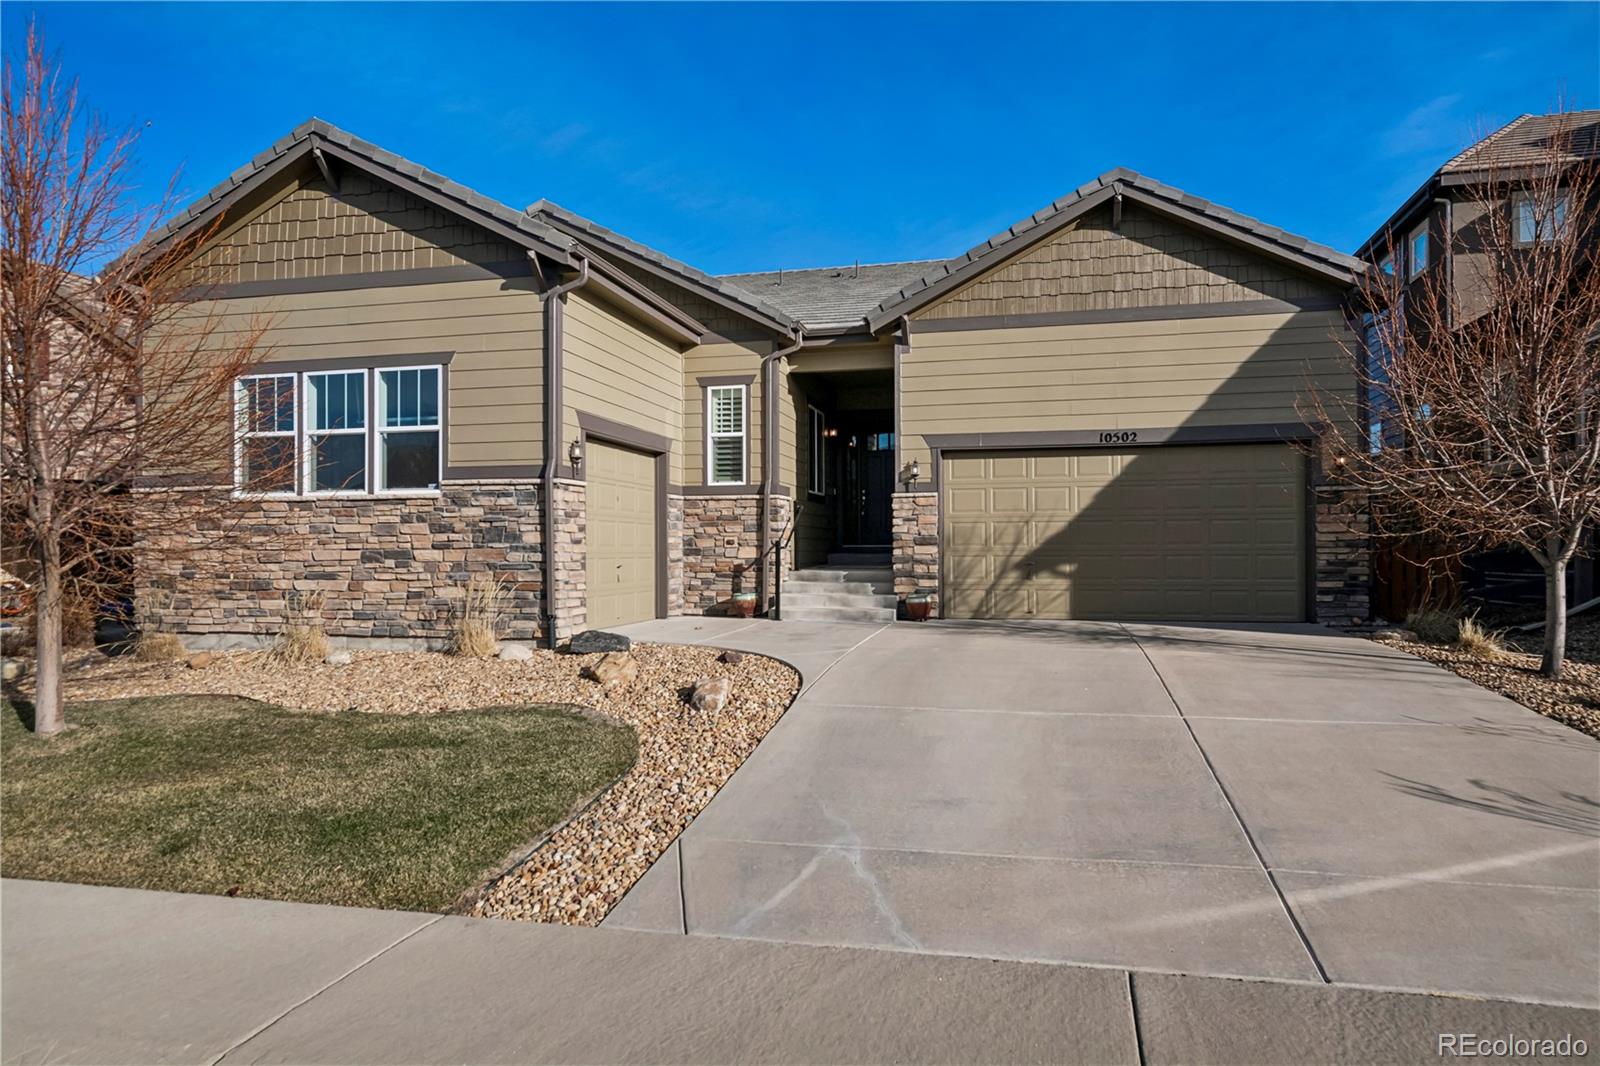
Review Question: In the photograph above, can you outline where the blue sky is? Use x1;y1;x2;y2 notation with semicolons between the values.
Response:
5;2;1596;273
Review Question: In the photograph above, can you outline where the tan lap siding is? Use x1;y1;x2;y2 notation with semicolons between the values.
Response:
682;339;767;487
900;310;1351;470
185;276;544;469
562;291;682;466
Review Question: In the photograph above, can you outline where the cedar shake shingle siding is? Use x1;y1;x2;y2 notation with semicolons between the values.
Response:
192;174;523;284
915;203;1330;321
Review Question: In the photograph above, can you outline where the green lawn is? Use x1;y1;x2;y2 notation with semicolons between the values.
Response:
1;696;635;912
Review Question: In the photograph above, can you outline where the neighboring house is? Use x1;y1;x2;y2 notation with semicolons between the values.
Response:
135;118;1369;647
1355;111;1600;615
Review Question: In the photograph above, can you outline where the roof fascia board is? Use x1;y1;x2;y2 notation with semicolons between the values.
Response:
579;257;706;346
1355;174;1439;261
536;213;795;337
866;184;1119;331
1115;186;1358;286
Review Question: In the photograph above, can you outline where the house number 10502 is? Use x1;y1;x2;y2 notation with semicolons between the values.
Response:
1097;431;1138;444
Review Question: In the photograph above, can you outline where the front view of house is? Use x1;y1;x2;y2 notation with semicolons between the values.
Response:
139;119;1370;647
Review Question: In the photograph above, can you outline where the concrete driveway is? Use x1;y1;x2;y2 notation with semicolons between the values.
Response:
608;617;1600;1007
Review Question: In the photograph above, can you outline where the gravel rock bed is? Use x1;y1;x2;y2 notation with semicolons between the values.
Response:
1374;622;1600;739
44;642;801;923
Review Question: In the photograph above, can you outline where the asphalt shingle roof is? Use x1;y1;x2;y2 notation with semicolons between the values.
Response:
717;261;942;332
1442;111;1600;173
528;200;799;333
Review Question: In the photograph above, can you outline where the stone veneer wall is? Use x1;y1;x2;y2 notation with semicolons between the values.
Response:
139;481;544;645
892;492;940;613
676;494;761;614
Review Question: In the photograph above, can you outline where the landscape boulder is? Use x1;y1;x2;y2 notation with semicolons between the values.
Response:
324;650;354;666
1373;627;1419;642
1;658;25;682
585;651;639;689
497;644;534;662
569;630;632;654
718;650;743;665
186;652;218;670
690;676;732;714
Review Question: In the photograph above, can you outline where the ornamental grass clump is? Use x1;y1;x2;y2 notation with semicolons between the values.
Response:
271;591;329;665
133;591;184;662
453;573;508;658
1454;615;1508;660
1405;605;1463;645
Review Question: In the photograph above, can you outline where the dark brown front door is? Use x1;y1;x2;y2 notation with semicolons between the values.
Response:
840;427;894;546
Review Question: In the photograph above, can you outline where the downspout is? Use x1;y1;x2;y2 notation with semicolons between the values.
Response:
537;253;590;648
758;325;806;614
1435;196;1453;331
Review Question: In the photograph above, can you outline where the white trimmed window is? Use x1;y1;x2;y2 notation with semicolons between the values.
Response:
232;363;442;495
808;405;826;496
1408;225;1429;278
377;366;442;491
706;383;747;485
236;374;297;494
1514;190;1568;244
303;370;368;493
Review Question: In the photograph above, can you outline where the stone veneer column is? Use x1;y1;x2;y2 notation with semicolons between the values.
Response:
666;495;686;615
549;479;587;640
892;492;940;614
1313;481;1371;625
678;494;760;614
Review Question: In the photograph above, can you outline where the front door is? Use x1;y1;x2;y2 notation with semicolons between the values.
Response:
839;425;894;547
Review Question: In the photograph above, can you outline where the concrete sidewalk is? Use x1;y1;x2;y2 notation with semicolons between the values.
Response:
4;879;1595;1065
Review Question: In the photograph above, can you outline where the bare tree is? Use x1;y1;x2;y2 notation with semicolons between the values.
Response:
2;24;275;734
1307;110;1600;678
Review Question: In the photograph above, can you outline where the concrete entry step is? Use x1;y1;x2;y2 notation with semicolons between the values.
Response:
786;567;894;594
779;604;898;623
779;590;899;610
827;550;891;567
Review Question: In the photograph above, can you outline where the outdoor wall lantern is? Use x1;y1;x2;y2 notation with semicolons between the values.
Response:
568;438;584;473
901;458;921;488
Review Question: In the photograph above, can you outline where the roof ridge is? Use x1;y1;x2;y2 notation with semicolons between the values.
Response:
719;258;945;278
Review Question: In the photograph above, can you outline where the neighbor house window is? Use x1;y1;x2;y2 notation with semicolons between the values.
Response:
236;373;297;493
808;405;826;496
377;366;442;491
1408;225;1429;279
706;384;747;485
303;370;367;493
232;362;443;495
1514;190;1568;244
1379;254;1395;276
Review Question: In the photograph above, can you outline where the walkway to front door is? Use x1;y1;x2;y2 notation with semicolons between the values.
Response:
606;616;1600;1008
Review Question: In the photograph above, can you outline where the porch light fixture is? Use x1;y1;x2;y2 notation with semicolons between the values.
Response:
568;438;583;472
901;458;921;488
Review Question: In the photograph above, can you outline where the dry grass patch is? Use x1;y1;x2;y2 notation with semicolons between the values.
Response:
270;591;329;664
132;631;184;662
453;573;507;658
1454;615;1508;660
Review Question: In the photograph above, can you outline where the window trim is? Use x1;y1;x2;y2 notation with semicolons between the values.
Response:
235;372;299;497
1407;224;1429;279
704;382;749;486
808;404;826;497
301;368;371;498
375;364;444;495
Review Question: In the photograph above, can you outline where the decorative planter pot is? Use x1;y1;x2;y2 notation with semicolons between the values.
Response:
905;594;933;622
730;592;758;618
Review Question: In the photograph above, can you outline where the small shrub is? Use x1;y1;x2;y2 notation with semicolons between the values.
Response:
1455;615;1508;660
453;573;508;658
271;591;329;665
1405;605;1462;645
133;631;185;662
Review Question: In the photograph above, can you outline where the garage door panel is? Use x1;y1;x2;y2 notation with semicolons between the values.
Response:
942;443;1304;622
586;440;658;631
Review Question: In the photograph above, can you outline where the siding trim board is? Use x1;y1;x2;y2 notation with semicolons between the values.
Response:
908;298;1345;334
248;350;456;375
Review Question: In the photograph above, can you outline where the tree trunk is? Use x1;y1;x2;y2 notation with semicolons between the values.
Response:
1542;556;1567;680
31;535;66;736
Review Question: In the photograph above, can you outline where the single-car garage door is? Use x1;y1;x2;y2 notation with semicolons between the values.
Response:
943;444;1305;621
585;439;659;630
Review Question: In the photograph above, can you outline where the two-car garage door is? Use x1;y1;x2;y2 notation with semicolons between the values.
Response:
942;444;1305;622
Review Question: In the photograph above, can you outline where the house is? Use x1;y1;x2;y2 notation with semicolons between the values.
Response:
135;118;1370;648
1355;111;1600;617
